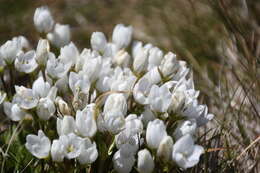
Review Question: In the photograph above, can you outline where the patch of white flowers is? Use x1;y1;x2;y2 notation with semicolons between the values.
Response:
0;6;214;172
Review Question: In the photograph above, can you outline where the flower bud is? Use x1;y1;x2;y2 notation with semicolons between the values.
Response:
137;149;154;173
51;139;65;162
76;104;97;138
55;97;71;115
0;39;22;64
37;98;56;120
157;136;173;162
33;6;54;33
113;50;130;67
113;150;135;173
47;23;70;47
112;24;133;49
57;116;76;136
91;32;107;52
36;39;50;66
146;119;167;149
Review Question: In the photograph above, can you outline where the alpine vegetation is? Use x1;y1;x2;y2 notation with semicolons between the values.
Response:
0;6;214;172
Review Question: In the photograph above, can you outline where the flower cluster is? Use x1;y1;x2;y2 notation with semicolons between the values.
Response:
0;6;214;172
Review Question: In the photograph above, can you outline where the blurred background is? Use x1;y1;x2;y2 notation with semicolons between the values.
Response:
0;0;259;172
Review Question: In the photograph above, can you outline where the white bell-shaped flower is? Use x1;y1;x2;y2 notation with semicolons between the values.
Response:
148;84;172;113
36;39;50;66
4;102;26;121
47;23;71;47
103;111;125;134
110;67;137;97
59;133;83;159
0;39;22;64
133;43;149;73
57;116;76;136
82;56;102;82
113;50;130;67
91;32;107;53
33;6;54;33
51;139;66;162
69;71;90;95
160;52;179;77
76;104;97;138
32;76;51;98
77;138;98;164
13;86;38;109
146;119;167;149
173;119;197;139
103;93;127;116
172;134;204;169
59;42;79;68
157;136;173;162
37;97;56;120
15;50;38;73
46;53;70;79
133;77;153;105
148;47;163;71
112;24;133;49
137;149;154;173
25;130;51;159
113;150;135;173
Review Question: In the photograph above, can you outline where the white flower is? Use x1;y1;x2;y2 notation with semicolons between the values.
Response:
25;130;51;159
47;23;71;47
69;71;90;95
104;111;125;134
36;39;50;65
0;39;22;64
15;50;38;73
173;119;197;139
137;149;154;173
110;67;137;96
59;42;79;68
157;136;173;162
103;93;127;116
76;104;97;138
172;134;204;169
33;6;54;33
32;76;51;98
112;24;133;49
115;114;143;156
91;32;107;52
57;116;76;136
132;42;149;73
133;77;153;105
82;56;102;82
148;84;172;112
75;48;99;72
146;119;167;149
13;86;38;109
51;139;65;162
77;138;98;164
59;133;83;159
148;47;163;70
37;98;56;120
113;150;135;173
13;36;30;49
4;102;26;121
160;52;179;77
46;53;70;79
143;67;162;84
113;50;130;67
